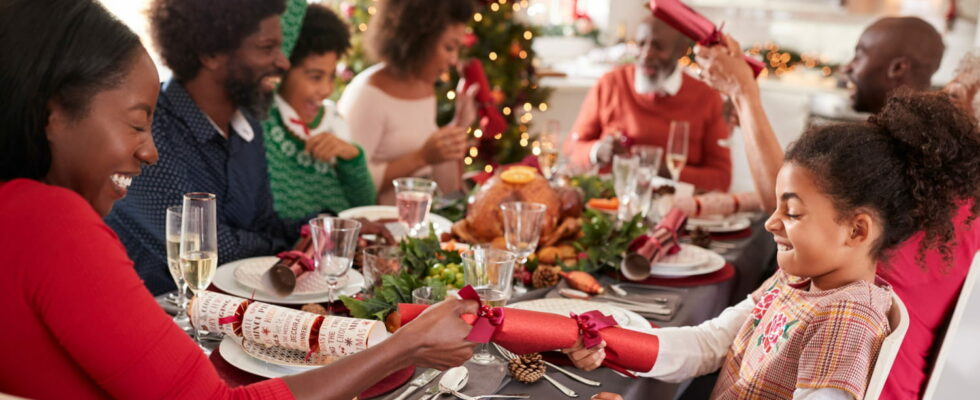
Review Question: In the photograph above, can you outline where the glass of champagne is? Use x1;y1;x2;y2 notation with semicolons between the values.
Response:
666;121;690;183
309;217;361;311
166;206;192;334
180;192;218;352
535;120;561;180
612;154;639;221
500;201;546;290
393;177;437;238
462;247;516;364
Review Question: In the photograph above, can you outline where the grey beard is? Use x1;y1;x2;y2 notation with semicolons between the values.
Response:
634;67;669;95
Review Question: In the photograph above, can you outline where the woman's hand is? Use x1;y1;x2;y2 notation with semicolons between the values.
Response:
394;297;479;370
693;34;757;100
560;338;607;371
451;79;480;128
591;392;624;400
306;133;360;161
419;126;468;165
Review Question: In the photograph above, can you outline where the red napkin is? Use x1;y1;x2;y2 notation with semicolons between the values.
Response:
461;59;507;138
629;208;687;262
649;0;765;77
398;303;660;373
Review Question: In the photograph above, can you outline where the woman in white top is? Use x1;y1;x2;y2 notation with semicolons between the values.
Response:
338;0;478;204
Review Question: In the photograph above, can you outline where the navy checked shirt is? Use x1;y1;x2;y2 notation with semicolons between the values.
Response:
106;80;304;295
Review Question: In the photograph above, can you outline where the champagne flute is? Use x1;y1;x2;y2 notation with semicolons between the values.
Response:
166;206;192;334
462;247;516;364
500;202;546;291
309;217;361;312
393;177;437;238
666;121;690;182
535;120;561;180
180;192;218;352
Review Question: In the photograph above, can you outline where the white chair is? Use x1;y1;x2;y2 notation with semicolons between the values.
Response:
863;291;909;400
921;251;980;400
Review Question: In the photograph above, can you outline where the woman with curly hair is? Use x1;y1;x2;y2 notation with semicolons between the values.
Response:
263;3;377;219
338;0;478;204
575;91;980;400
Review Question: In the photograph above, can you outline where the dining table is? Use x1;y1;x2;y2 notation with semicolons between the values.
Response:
157;213;776;400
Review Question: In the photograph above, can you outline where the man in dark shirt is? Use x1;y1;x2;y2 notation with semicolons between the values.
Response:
106;0;301;295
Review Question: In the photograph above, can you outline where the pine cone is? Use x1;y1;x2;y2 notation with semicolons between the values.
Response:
690;227;712;249
532;264;562;289
508;352;546;383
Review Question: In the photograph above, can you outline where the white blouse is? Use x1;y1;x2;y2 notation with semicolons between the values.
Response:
337;64;460;204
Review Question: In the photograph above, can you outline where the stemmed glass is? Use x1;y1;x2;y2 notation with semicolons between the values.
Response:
180;192;218;352
500;201;546;291
612;154;639;221
462;247;516;364
309;217;361;312
666;121;689;183
535;120;561;180
166;206;192;334
393;177;437;238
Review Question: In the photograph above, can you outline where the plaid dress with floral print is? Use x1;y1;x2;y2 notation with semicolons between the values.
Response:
711;270;892;399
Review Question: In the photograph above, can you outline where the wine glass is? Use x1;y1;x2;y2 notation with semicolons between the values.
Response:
632;144;663;173
393;177;437;238
462;247;516;364
535;120;561;180
666;121;690;183
361;245;402;293
180;192;218;352
612;154;639;221
500;202;546;291
166;206;192;335
309;217;361;312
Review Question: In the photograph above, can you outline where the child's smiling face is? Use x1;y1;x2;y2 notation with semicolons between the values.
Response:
764;163;878;285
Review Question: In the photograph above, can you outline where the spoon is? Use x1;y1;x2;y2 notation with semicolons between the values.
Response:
435;366;469;399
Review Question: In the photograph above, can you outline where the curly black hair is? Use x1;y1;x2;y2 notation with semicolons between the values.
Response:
0;0;142;181
785;89;980;266
366;0;474;77
290;3;350;66
149;0;286;82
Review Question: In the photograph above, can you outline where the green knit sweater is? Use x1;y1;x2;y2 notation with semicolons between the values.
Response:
262;106;376;219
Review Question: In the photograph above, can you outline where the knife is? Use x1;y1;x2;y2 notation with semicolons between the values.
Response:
392;369;441;400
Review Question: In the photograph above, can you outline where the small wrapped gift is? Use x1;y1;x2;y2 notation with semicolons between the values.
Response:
188;292;251;337
649;0;765;77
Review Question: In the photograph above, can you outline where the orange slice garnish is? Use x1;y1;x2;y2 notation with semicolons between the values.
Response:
500;167;537;184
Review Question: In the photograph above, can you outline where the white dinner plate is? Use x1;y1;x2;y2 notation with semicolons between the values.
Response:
219;336;315;378
653;244;711;269
508;298;651;332
687;214;752;233
338;205;453;239
649;249;726;278
212;257;364;305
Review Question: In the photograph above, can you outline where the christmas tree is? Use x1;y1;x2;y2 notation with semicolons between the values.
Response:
331;0;552;172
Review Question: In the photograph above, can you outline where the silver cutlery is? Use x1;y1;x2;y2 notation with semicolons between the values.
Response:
394;368;442;400
495;344;579;397
437;367;469;400
609;284;670;303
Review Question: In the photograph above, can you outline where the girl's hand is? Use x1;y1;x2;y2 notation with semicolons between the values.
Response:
591;393;624;400
560;338;607;371
306;133;360;161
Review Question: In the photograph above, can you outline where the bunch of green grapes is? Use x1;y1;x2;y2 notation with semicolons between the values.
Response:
426;262;465;289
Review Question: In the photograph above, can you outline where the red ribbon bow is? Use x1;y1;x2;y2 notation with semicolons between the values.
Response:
570;311;618;349
276;250;316;272
458;285;506;343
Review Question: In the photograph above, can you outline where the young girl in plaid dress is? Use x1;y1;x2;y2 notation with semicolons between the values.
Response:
576;90;980;400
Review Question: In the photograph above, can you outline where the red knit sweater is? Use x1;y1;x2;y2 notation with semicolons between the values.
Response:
564;64;732;191
0;179;294;400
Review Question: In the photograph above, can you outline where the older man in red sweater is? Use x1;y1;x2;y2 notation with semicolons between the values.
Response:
564;16;731;192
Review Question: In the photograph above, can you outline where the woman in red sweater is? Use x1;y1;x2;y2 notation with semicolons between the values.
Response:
0;1;478;399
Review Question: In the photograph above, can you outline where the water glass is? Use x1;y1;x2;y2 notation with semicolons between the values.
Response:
666;121;690;182
626;166;657;221
462;247;516;364
632;145;664;172
393;177;437;238
180;192;218;352
166;206;192;334
613;154;639;221
411;286;443;305
309;217;361;310
362;245;402;292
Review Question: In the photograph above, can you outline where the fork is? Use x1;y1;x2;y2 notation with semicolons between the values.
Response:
494;344;580;397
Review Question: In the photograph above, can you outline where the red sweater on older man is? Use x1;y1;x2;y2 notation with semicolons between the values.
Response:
564;64;732;192
0;179;294;400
